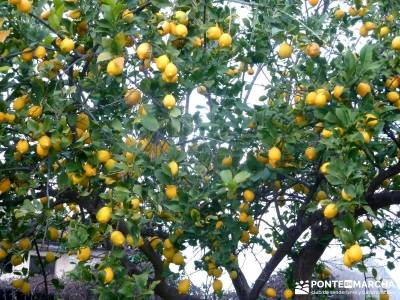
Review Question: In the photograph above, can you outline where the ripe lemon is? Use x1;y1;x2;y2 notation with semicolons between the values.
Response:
192;36;203;47
11;254;23;266
207;26;222;40
110;231;125;247
324;203;338;219
124;89;141;106
83;163;96;177
305;91;317;105
278;42;293;58
391;37;400;50
107;57;124;76
172;252;185;265
347;244;362;263
341;189;353;201
155;55;170;72
168;161;179;176
20;282;30;295
48;227;59;241
335;9;345;20
379;26;390;37
175;10;189;25
360;130;370;144
16;140;29;154
28;105;43;118
365;113;378;127
177;279;190;294
240;231;250;243
104;158;116;170
219;33;232;48
131;198;141;210
239;212;248;223
157;21;171;36
265;287;276;298
38;135;52;149
213;279;223;293
122;9;134;23
45;251;56;263
243;189;255;202
387;91;399;103
16;0;32;13
18;238;31;250
34;46;46;59
283;288;294;299
11;279;24;289
306;42;320;58
103;267;114;284
222;156;233;167
316;190;327;201
60;38;75;53
356;82;371;97
229;270;238;280
321;129;332;138
164;62;178;78
36;144;49;158
174;24;188;38
304;147;317;160
136;42;151;60
268;147;281;162
96;206;112;224
165;185;177;199
308;0;318;6
163;94;176;110
13;95;28;111
21;48;33;62
77;246;91;262
333;85;344;99
97;150;111;163
315;92;327;108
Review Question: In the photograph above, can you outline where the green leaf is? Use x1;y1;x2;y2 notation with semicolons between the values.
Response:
141;115;160;131
219;170;233;184
233;171;251;184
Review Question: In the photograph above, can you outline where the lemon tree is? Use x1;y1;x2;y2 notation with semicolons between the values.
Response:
0;0;400;299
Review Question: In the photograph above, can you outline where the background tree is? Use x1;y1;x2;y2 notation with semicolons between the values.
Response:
0;0;400;299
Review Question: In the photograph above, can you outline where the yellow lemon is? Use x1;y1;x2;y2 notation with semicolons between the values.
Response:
278;42;293;59
96;206;112;224
163;94;176;110
347;244;363;263
34;46;47;59
265;287;277;298
136;42;151;60
77;246;91;262
107;57;124;76
97;150;111;163
110;231;125;247
16;140;29;154
165;185;177;199
365;113;378;127
357;82;371;97
391;36;400;50
103;267;114;284
60;38;75;53
18;238;31;250
168;161;179;176
155;55;170;72
243;189;255;202
48;227;59;241
219;33;232;48
172;252;185;265
212;279;223;293
222;155;233;167
38;135;52;149
21;48;33;62
207;26;222;40
177;279;190;294
45;251;56;263
164;62;178;78
324;203;338;219
283;288;294;299
304;147;317;160
306;42;320;58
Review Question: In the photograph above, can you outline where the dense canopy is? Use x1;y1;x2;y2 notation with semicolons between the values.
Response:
0;0;400;299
